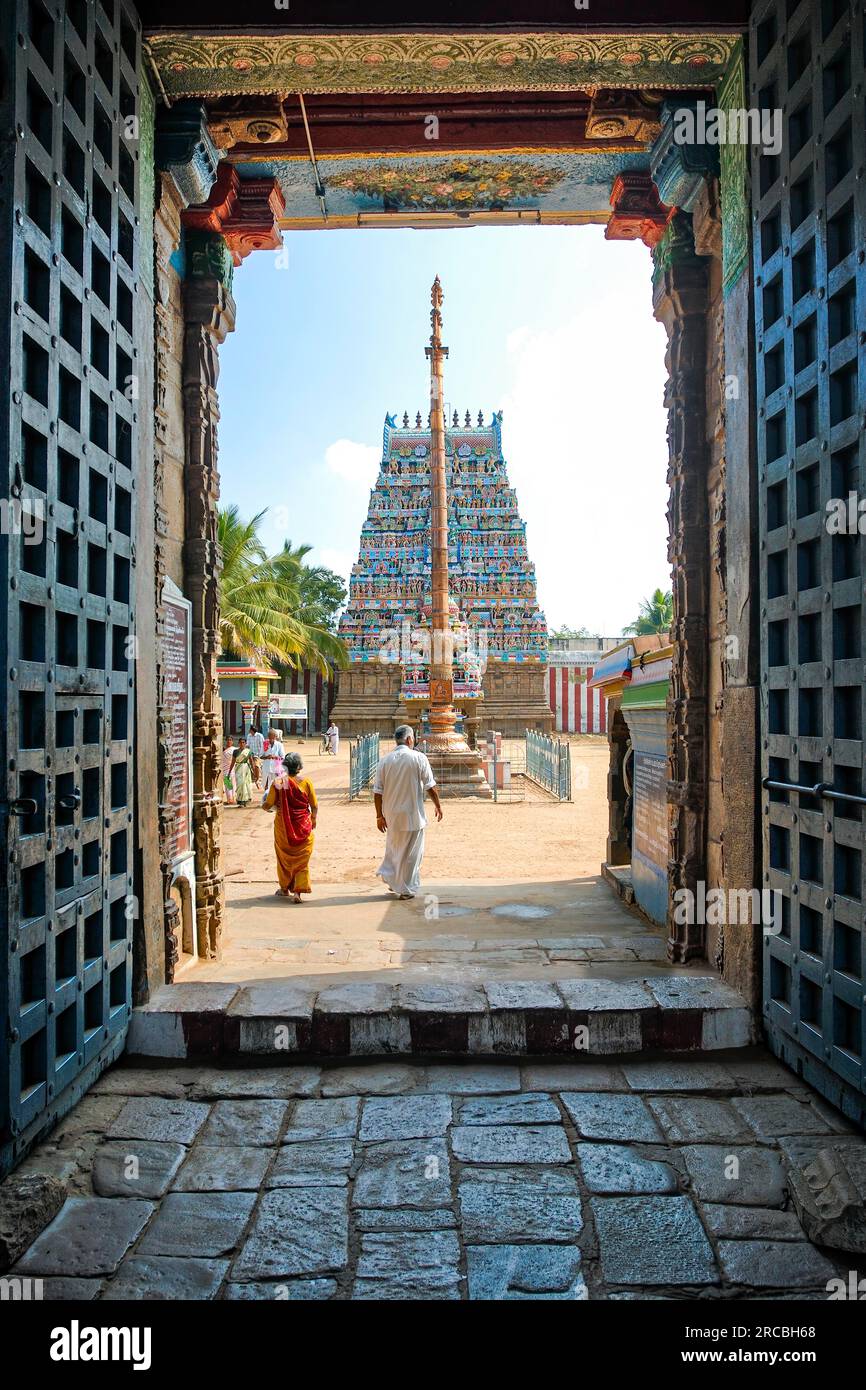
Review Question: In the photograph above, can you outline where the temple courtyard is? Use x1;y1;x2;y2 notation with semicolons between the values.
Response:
200;734;674;986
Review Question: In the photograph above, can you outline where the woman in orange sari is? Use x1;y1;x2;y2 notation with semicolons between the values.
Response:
263;751;317;902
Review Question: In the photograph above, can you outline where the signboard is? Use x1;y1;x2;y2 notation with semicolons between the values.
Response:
268;693;309;720
633;752;667;868
162;584;193;863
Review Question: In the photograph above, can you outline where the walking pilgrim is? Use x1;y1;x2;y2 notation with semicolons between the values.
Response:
373;725;442;899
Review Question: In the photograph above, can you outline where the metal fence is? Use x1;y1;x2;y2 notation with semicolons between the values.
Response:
349;733;380;800
525;729;572;801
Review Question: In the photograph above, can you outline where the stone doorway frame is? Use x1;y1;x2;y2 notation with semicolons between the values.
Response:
141;22;760;1007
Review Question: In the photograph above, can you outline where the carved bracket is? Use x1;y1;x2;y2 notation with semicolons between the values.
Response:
605;171;674;248
183;164;285;266
586;88;664;143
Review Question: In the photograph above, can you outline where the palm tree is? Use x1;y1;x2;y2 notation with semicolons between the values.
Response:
217;506;347;675
624;588;674;636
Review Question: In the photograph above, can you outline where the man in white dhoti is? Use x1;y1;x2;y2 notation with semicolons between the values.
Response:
260;727;285;803
327;720;340;756
374;725;442;899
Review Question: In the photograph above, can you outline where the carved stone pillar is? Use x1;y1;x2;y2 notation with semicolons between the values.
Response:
652;213;710;962
182;242;236;960
153;171;185;981
153;103;219;979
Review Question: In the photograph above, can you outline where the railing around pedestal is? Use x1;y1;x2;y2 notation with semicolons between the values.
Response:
349;733;380;800
525;729;572;802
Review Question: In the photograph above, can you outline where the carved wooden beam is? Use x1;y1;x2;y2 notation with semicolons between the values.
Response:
605;170;674;247
183;164;286;265
207;99;289;150
585;88;664;143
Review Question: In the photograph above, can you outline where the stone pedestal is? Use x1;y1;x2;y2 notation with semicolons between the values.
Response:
422;702;492;800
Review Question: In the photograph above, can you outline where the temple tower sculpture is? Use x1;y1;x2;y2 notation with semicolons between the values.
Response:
330;288;553;740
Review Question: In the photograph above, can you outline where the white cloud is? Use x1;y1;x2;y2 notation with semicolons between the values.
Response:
314;547;355;586
324;438;380;487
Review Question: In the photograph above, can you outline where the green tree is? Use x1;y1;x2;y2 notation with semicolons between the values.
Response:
217;506;348;675
294;561;347;634
551;624;591;639
623;588;674;636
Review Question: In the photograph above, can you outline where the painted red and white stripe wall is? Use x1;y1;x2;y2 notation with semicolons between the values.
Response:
548;658;607;734
279;669;336;736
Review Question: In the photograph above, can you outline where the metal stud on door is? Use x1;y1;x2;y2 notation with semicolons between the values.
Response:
752;0;865;1118
0;0;141;1174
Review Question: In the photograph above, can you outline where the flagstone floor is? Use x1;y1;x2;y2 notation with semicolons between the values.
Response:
11;1051;865;1301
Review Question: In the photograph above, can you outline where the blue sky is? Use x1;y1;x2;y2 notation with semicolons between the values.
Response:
218;223;671;635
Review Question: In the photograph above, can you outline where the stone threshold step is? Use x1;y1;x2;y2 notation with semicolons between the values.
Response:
127;975;754;1060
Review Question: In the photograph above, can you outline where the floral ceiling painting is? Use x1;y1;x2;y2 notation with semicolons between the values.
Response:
234;151;650;225
329;159;563;212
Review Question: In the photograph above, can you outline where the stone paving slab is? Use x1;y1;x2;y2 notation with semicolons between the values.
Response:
701;1204;807;1241
284;1097;360;1142
101;1256;230;1300
172;1145;273;1192
187;1068;321;1101
198;1099;289;1147
356;1230;461;1287
452;1124;572;1165
561;1092;663;1142
592;1195;718;1286
578;1144;680;1195
138;1192;256;1258
92;1140;187;1198
466;1244;587;1300
9;1049;859;1301
716;1239;837;1289
352;1138;451;1209
355;1207;458;1232
268;1141;355;1187
107;1097;210;1146
458;1167;582;1244
359;1095;453;1142
14;1197;154;1277
455;1092;561;1126
680;1144;788;1207
647;1096;752;1143
232;1189;348;1279
225;1278;337;1300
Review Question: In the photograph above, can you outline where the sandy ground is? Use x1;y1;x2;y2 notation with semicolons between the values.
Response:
184;736;686;987
222;734;612;886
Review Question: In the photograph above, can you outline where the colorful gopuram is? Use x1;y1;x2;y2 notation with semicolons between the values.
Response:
330;399;554;738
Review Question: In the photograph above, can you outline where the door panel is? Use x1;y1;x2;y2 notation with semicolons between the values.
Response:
752;0;865;1118
1;0;141;1174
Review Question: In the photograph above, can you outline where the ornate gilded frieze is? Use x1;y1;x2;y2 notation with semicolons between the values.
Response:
144;31;738;99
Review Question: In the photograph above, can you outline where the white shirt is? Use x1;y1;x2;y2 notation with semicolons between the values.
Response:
265;738;284;762
247;730;265;756
374;744;436;831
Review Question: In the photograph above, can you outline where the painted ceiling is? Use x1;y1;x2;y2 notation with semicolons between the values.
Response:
234;150;651;226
